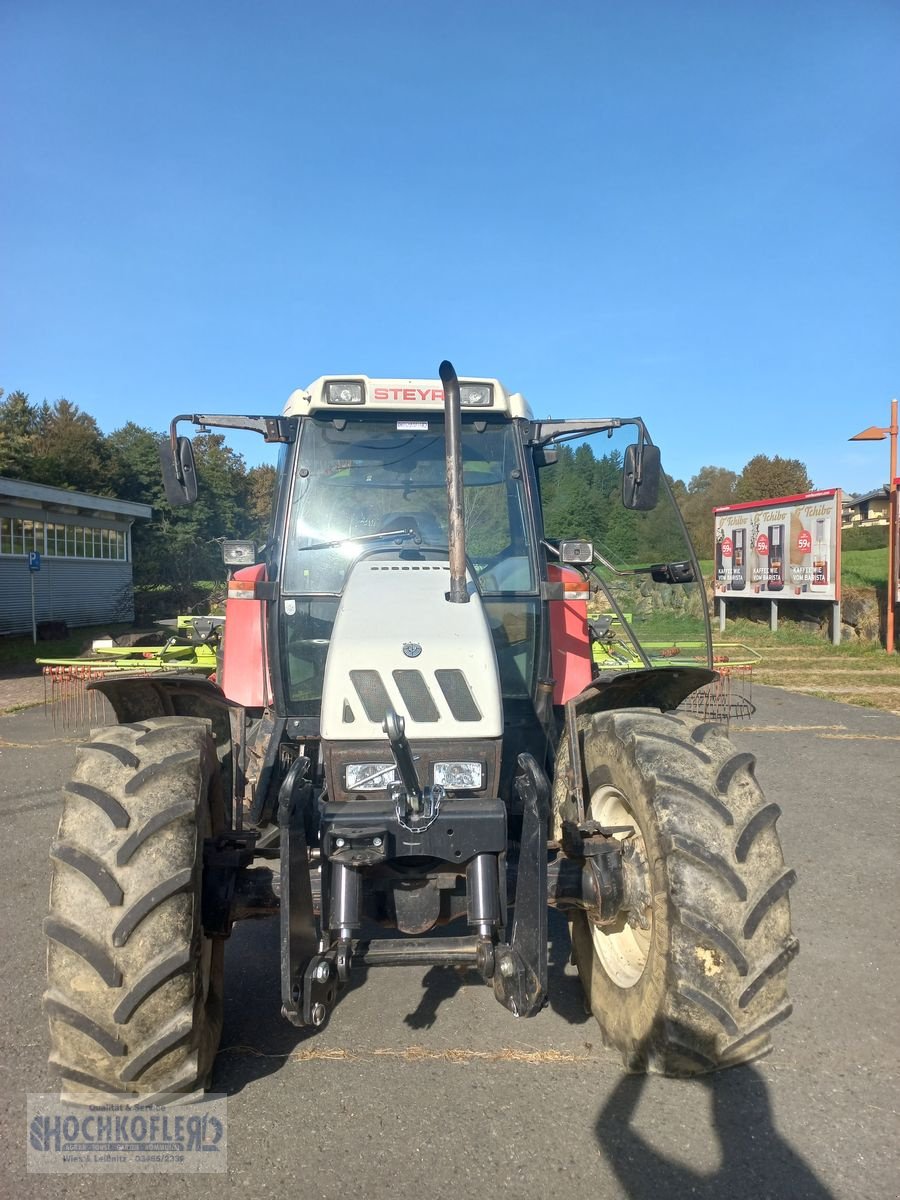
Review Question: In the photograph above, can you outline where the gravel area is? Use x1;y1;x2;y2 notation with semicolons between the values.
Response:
0;669;45;714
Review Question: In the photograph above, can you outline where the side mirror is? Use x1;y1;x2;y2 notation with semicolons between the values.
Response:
650;560;695;584
159;435;198;505
533;445;559;468
623;442;661;511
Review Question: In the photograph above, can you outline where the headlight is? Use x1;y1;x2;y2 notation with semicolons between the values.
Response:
459;384;493;407
326;381;365;405
345;762;398;791
221;540;257;566
433;761;484;789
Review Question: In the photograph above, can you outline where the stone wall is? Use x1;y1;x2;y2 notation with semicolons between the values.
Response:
838;587;882;642
709;581;883;643
596;577;885;645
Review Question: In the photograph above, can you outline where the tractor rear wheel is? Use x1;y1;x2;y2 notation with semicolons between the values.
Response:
569;709;797;1075
45;716;225;1102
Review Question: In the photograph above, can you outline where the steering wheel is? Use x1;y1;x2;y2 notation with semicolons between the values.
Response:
472;544;517;575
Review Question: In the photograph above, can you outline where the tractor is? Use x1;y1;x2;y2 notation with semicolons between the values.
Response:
44;361;797;1101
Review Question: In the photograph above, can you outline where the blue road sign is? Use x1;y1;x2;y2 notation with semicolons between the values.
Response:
29;551;41;572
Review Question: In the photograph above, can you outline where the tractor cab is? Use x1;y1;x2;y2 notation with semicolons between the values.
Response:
274;376;540;727
251;374;713;801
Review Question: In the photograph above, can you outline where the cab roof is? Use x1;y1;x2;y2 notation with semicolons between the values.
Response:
283;376;533;420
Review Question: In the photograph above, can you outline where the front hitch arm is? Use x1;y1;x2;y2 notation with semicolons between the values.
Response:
383;709;444;831
492;753;549;1018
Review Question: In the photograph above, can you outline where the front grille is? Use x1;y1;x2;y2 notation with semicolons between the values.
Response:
349;670;392;723
392;670;439;722
434;669;482;722
368;564;449;572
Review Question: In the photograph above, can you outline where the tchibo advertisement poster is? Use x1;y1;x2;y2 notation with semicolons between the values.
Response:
713;490;842;602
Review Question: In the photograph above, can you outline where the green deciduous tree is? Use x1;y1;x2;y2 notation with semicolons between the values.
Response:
0;388;271;607
734;455;813;503
106;423;255;605
107;422;170;505
246;464;277;543
680;465;739;559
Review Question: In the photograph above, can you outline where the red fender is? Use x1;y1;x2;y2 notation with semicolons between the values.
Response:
220;564;272;708
547;564;593;705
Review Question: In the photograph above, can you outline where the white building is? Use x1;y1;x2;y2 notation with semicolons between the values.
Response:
0;476;152;635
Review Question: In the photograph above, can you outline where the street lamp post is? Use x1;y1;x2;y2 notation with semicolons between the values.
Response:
850;397;898;653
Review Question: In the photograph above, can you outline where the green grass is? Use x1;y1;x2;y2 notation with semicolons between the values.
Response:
708;615;892;654
841;547;888;588
0;623;134;669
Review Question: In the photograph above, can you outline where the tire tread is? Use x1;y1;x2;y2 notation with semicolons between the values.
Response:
565;707;796;1076
50;841;124;906
45;718;223;1101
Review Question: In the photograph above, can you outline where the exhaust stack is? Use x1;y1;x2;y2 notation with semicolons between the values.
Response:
439;360;469;604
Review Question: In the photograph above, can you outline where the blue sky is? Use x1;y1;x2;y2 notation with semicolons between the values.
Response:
2;0;897;493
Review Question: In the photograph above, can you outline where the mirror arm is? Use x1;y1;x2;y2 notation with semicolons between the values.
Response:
543;543;651;669
168;413;297;456
582;563;653;670
591;548;639;577
530;419;623;446
633;426;647;487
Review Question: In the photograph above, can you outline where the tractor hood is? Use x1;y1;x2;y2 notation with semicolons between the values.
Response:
319;556;502;741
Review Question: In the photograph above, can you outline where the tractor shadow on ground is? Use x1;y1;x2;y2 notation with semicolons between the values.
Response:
594;1067;835;1200
215;908;589;1095
401;908;589;1030
214;916;375;1095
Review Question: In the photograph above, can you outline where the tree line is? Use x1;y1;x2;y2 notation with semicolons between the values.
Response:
539;444;813;563
1;388;814;592
0;389;275;605
671;455;813;559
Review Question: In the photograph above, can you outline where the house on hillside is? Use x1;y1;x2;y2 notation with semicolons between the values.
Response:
0;477;152;635
841;486;890;530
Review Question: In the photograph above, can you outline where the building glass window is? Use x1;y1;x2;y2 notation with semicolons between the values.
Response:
0;516;130;560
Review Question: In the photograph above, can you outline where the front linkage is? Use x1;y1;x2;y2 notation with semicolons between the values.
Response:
276;719;557;1028
198;708;642;1031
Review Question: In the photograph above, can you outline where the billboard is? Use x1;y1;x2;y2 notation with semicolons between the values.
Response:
713;489;841;602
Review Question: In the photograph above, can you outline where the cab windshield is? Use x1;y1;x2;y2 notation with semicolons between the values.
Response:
281;413;535;595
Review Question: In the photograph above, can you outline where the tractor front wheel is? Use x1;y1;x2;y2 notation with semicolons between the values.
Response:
570;709;797;1075
45;716;225;1102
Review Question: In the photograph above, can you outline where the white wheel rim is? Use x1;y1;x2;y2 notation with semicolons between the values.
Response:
588;785;652;989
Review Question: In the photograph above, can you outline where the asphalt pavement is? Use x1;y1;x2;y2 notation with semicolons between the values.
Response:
0;685;897;1199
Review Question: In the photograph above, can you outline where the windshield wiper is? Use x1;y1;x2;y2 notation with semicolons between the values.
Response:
296;527;426;554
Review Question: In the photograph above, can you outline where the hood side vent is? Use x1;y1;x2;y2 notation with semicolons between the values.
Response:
435;670;482;722
392;670;440;723
349;670;392;723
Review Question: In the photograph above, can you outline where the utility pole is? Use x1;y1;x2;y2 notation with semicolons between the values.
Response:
850;398;898;652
